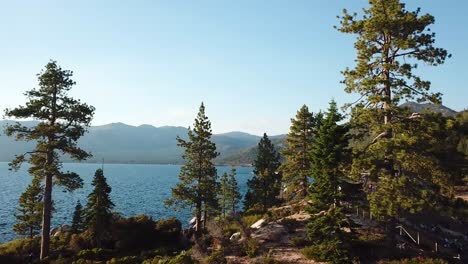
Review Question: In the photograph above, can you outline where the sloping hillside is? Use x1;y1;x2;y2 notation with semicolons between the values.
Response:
0;121;279;165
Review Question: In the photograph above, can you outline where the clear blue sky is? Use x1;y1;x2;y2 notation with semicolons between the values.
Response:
0;1;466;135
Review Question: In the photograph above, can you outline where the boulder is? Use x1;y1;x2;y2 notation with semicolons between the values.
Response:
252;223;288;243
229;232;241;241
250;219;266;229
51;225;71;237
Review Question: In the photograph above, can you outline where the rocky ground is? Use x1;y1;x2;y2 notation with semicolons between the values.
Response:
225;209;319;264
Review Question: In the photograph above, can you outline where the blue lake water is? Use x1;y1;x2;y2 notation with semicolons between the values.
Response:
0;162;253;244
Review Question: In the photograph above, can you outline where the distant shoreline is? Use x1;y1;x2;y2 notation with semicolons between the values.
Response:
0;160;253;167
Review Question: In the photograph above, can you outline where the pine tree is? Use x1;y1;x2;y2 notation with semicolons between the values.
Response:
13;177;43;239
85;169;114;247
338;0;451;221
309;101;348;211
280;105;317;200
219;168;242;217
227;168;242;215
166;102;219;236
307;100;349;263
244;133;282;212
71;200;84;234
4;61;94;259
219;172;230;218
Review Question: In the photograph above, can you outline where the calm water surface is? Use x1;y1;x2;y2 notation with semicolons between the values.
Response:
0;162;253;243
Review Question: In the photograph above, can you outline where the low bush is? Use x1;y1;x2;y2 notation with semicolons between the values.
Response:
301;241;349;264
289;235;309;247
76;248;107;261
106;255;140;264
113;215;182;252
279;218;300;232
72;259;104;264
241;238;260;258
0;237;40;261
241;214;263;227
204;249;227;264
378;258;448;264
252;256;283;264
159;251;194;264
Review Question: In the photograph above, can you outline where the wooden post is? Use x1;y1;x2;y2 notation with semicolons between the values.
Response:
370;211;372;220
435;242;438;252
356;206;359;216
417;232;420;245
400;226;402;236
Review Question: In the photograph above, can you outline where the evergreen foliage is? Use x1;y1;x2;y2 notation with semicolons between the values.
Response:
4;60;94;259
84;169;114;247
307;101;349;263
244;133;282;212
166;102;219;235
338;0;452;220
219;168;242;217
71;200;84;234
280;105;317;200
309;101;349;212
228;168;242;215
13;177;43;239
219;172;230;218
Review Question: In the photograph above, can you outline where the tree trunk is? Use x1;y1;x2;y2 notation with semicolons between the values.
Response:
40;170;52;259
302;176;308;198
203;204;207;230
383;75;392;126
41;86;57;260
195;201;202;238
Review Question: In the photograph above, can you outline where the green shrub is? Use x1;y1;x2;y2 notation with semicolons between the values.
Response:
241;238;260;258
221;222;240;239
106;255;140;264
379;258;448;264
289;235;308;247
204;250;227;264
159;251;194;264
51;232;72;251
113;215;182;252
155;217;183;248
72;259;104;264
301;241;349;264
50;256;72;264
76;248;107;261
252;256;282;264
241;214;263;227
0;237;40;260
278;218;299;232
140;248;170;259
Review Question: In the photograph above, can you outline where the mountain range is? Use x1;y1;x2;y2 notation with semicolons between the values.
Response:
0;103;460;165
400;102;459;117
0;121;285;166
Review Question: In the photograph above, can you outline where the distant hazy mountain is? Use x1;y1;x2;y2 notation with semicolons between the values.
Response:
400;102;458;117
0;121;282;165
218;135;287;166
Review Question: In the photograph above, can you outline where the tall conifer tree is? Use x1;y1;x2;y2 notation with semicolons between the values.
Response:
307;100;349;263
166;103;219;235
4;61;94;259
71;200;84;234
227;168;242;215
219;172;230;218
13;177;43;239
85;169;114;247
219;168;242;217
338;0;451;221
280;105;317;200
244;133;282;212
